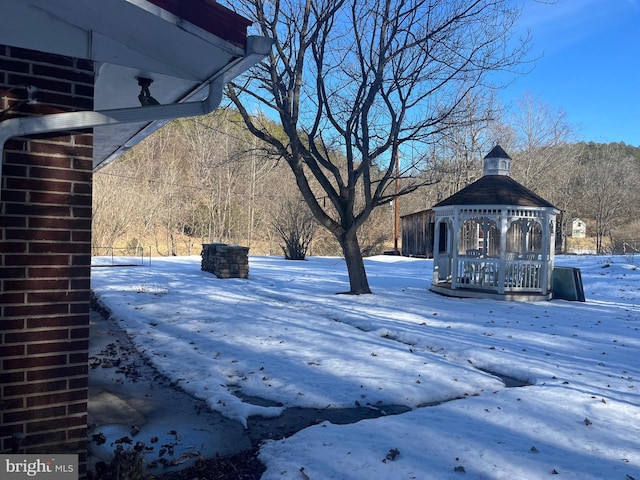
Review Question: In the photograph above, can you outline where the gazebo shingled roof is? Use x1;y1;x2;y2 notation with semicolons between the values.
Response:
433;175;557;209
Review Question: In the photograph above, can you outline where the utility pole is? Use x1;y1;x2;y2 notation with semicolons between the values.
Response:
393;150;400;255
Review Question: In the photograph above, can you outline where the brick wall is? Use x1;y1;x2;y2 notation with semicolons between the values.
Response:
0;45;94;476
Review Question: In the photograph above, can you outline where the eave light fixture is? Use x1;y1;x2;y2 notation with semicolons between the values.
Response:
137;77;160;106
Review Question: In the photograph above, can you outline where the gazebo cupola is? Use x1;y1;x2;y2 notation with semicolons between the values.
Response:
483;145;511;176
430;146;560;301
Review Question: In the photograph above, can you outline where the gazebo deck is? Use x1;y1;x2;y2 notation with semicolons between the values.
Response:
429;283;552;301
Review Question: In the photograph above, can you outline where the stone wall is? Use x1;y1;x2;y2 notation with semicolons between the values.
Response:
201;243;249;279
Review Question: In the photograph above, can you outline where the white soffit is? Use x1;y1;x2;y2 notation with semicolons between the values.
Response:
0;0;251;169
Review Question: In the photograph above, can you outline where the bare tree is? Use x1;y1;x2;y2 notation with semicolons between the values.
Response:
92;162;138;251
428;90;504;204
577;143;636;253
273;192;317;260
227;0;528;293
507;91;575;194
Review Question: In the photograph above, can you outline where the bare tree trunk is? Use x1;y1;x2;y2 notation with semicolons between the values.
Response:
339;230;371;294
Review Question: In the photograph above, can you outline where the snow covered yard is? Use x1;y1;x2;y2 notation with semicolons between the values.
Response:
91;254;640;479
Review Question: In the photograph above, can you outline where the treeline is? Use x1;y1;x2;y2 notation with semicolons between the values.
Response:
93;109;393;256
93;107;640;256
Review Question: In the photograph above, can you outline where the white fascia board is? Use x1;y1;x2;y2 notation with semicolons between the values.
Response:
1;0;246;81
0;0;90;58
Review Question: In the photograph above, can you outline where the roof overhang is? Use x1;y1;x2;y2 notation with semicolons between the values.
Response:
0;0;266;170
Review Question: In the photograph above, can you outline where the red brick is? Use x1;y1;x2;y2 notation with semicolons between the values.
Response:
0;318;25;330
27;414;88;435
0;267;27;279
0;190;27;202
29;192;91;206
28;315;87;329
0;58;29;73
0;398;25;412
0;424;24;440
72;182;91;195
6;73;71;95
23;151;73;168
3;303;69;318
5;254;71;266
27;340;88;355
69;352;89;364
4;150;62;167
27;417;76;434
2;165;28;180
68;377;88;389
28;216;92;230
4;177;72;193
0;371;25;384
68;426;89;441
32;63;93;85
4;202;71;217
2;405;66;424
4;329;69;344
71;255;91;266
27;389;87;408
0;216;26;228
24;430;67;447
0;344;25;356
27;365;88;382
27;290;87;303
4;137;27;151
31;141;92;158
3;354;67;370
70;278;91;289
3;380;67;397
74;83;94;98
0;291;25;304
4;278;69;291
6;230;71;241
69;302;90;315
69;327;89;339
0;242;27;254
67;402;87;415
28;243;86;255
27;266;87;278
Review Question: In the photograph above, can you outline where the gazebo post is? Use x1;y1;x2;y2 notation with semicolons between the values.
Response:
498;212;508;294
540;215;554;295
432;219;441;282
450;208;460;290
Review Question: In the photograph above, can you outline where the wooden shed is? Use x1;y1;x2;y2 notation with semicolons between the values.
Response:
401;209;436;257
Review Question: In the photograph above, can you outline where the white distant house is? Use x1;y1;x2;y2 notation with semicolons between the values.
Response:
571;218;587;238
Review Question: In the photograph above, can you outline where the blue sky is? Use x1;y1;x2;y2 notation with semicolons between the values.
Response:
502;0;640;146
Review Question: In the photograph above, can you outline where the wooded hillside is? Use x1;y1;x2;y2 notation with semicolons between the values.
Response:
93;108;640;257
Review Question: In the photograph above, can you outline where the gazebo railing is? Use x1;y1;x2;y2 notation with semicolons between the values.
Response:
504;258;542;290
455;256;543;291
456;257;499;288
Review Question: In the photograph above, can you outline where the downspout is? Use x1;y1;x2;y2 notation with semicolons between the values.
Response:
0;35;272;188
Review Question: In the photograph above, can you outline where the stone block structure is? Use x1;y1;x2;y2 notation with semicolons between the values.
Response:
201;243;249;279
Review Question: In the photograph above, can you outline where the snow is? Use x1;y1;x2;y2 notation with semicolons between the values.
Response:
91;254;640;479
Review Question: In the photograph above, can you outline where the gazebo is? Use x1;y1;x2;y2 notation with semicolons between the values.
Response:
430;146;560;301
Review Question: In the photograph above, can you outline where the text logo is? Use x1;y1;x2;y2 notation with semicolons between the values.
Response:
1;455;77;479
